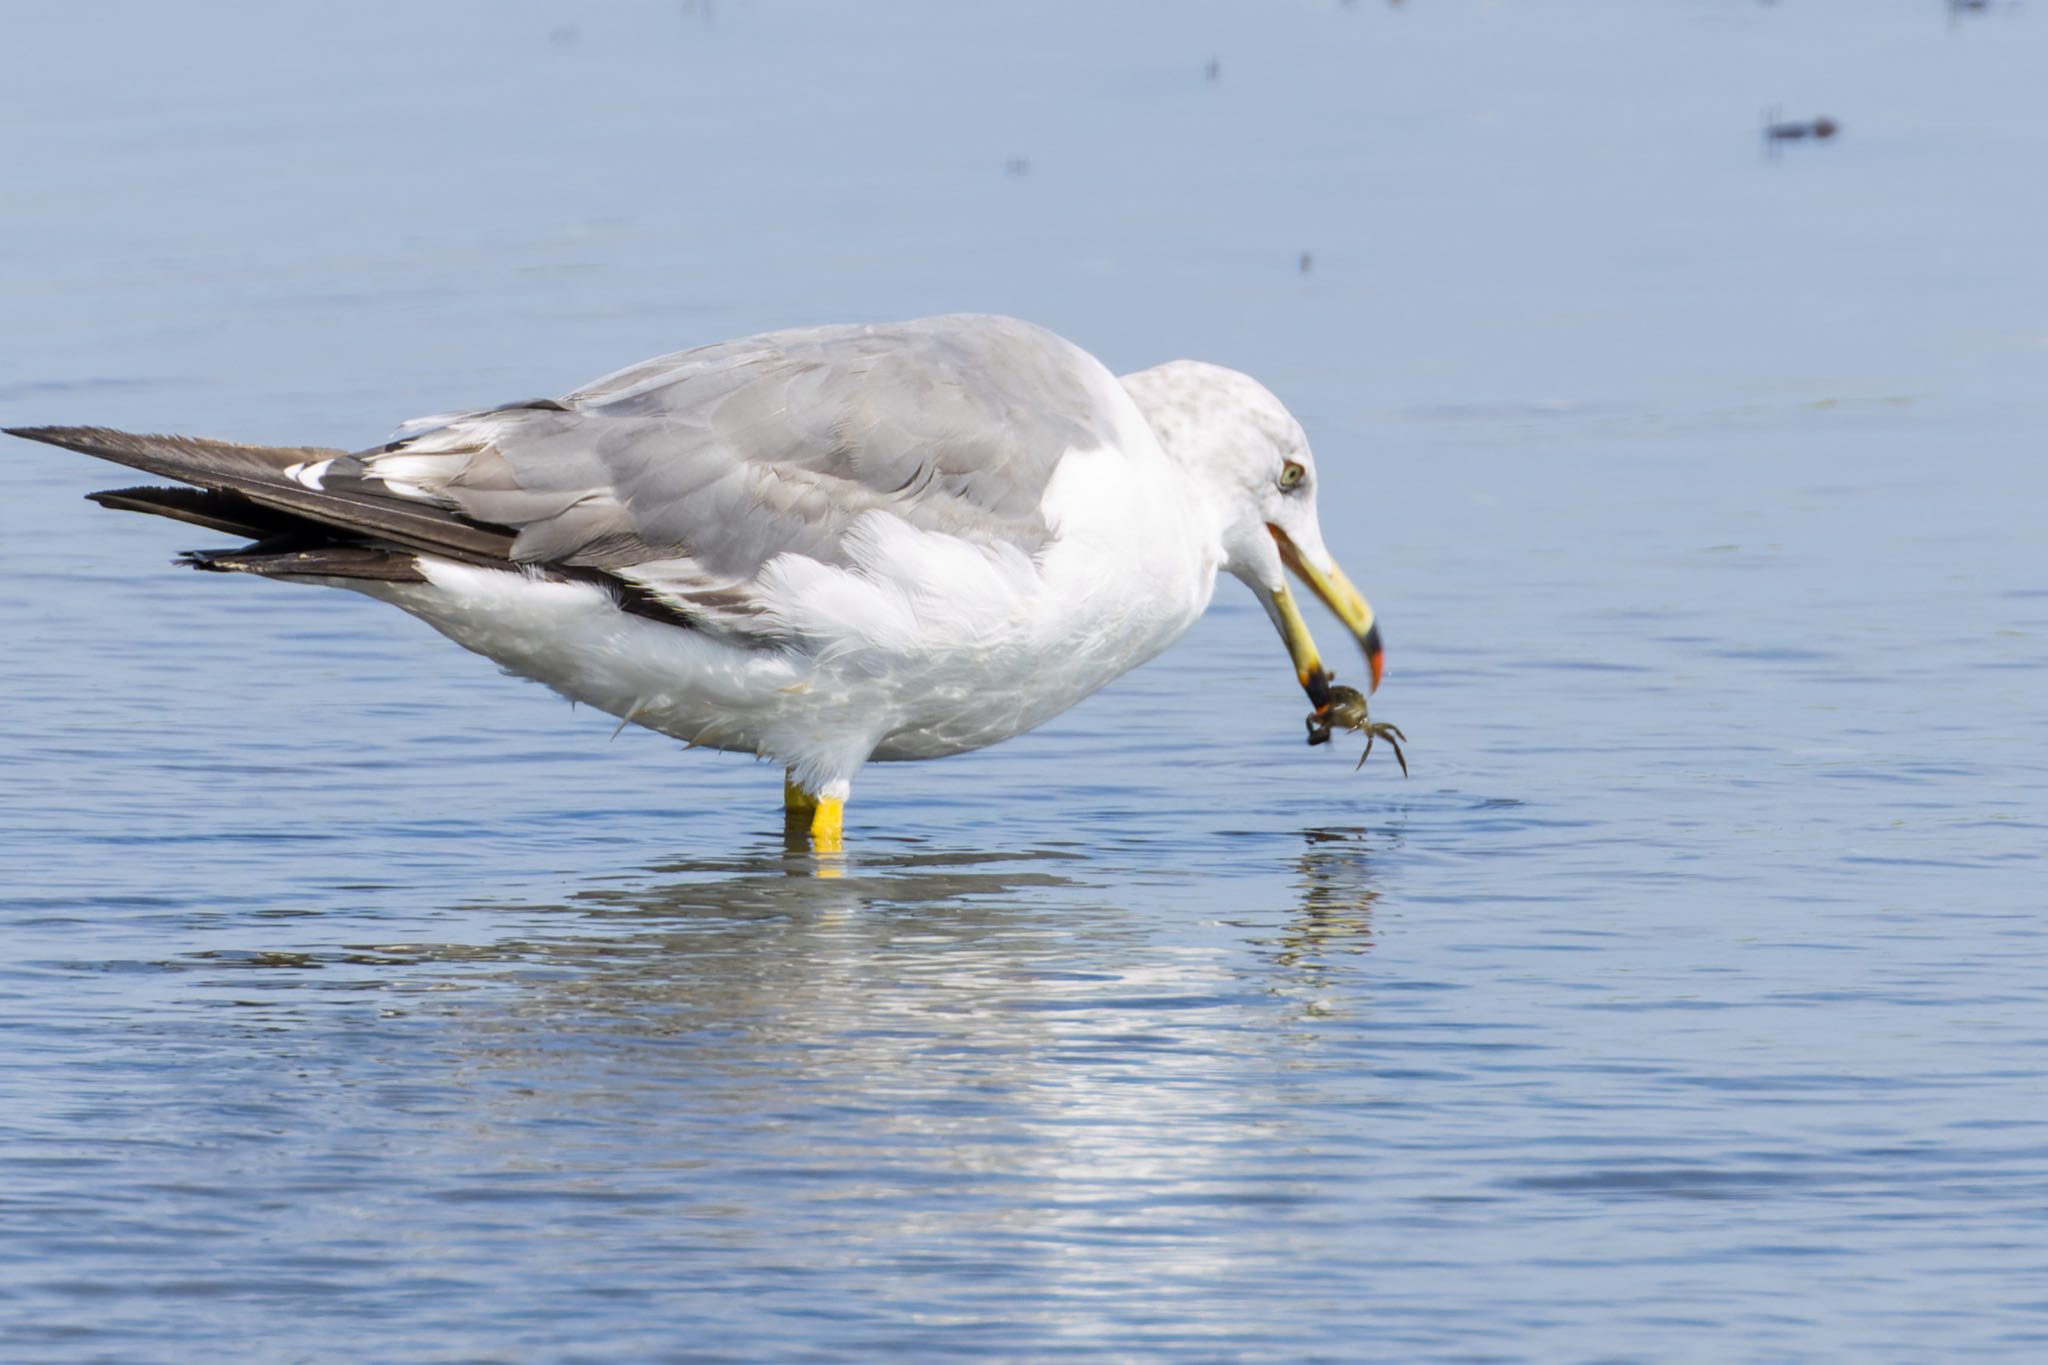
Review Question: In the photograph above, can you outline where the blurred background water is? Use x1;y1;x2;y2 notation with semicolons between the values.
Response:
4;0;2046;1358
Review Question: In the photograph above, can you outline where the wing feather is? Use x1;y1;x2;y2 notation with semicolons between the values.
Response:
333;315;1125;628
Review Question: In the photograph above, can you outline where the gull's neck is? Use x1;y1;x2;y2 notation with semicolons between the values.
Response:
1117;362;1239;561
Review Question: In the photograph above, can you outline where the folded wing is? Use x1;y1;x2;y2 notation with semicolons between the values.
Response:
12;314;1127;643
329;313;1120;629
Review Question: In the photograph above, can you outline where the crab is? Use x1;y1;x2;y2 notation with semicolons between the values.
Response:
1305;683;1408;776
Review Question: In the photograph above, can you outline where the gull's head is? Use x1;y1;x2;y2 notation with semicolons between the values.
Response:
1121;359;1383;706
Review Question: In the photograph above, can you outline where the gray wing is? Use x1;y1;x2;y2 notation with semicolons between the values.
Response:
327;314;1123;627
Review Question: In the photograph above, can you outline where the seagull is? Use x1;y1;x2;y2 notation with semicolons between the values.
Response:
7;314;1382;850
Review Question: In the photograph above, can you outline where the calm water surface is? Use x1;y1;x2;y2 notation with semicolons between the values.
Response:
4;1;2047;1358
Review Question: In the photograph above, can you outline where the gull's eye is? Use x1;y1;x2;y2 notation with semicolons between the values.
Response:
1278;460;1307;491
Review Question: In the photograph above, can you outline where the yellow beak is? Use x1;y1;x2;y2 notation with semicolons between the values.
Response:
1266;524;1384;709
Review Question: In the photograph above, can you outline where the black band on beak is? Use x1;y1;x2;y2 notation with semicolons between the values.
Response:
1303;664;1333;711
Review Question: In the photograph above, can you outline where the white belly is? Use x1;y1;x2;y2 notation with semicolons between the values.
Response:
349;445;1221;779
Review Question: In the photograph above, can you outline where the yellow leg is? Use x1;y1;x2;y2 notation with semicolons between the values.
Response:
809;796;845;854
784;770;845;855
784;773;818;821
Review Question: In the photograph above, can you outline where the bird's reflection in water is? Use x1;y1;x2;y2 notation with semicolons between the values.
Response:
353;830;1398;1042
215;833;1407;1331
1217;825;1391;1021
1273;827;1385;968
417;841;1145;1062
368;825;1404;1082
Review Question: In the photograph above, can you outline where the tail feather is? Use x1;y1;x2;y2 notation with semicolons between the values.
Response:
8;422;698;629
7;425;343;486
183;545;427;583
9;423;516;566
87;485;305;540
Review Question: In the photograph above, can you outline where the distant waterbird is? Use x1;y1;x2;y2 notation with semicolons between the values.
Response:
7;315;1385;851
1763;111;1840;150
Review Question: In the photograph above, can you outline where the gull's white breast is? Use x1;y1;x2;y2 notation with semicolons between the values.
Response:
350;432;1221;779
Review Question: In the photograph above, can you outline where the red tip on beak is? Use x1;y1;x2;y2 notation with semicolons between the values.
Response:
1364;623;1385;694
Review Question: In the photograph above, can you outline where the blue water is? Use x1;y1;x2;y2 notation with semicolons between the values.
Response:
5;1;2047;1358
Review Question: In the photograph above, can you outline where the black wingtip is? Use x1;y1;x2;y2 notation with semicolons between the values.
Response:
6;424;138;456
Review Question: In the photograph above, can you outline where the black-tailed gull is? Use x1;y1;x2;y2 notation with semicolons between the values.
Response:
8;314;1384;851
